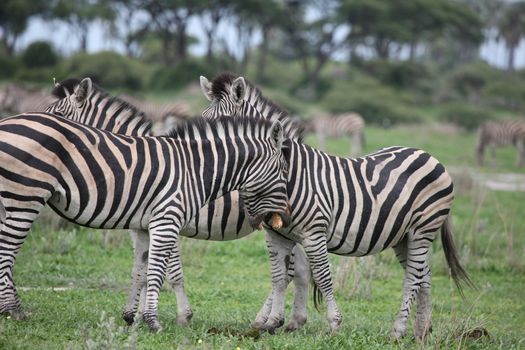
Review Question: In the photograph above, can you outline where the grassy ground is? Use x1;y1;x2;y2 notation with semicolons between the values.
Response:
1;125;524;349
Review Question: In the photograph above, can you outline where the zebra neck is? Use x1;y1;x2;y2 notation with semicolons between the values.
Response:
187;137;246;206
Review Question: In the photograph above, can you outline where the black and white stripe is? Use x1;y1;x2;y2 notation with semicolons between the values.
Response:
201;72;473;339
0;112;290;331
303;112;365;156
475;119;525;166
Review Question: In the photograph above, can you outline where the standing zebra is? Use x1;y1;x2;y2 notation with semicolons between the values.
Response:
0;83;57;117
46;77;299;328
200;72;474;339
475;119;525;167
302;112;365;156
0;111;291;331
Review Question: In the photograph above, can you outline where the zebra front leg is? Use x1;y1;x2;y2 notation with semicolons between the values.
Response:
284;245;310;332
391;236;433;340
165;238;193;326
122;229;149;325
253;229;296;333
516;139;524;167
303;232;342;333
0;205;42;319
142;223;180;332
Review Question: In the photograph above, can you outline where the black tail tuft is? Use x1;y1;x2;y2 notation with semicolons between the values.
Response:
441;215;477;298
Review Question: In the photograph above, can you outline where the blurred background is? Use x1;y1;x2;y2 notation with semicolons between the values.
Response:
1;0;524;128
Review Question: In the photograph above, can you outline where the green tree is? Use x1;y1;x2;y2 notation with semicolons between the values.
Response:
0;0;48;56
50;0;116;53
497;1;525;71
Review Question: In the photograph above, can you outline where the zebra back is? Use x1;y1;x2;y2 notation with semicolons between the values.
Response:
47;77;152;137
200;72;303;142
306;112;365;137
477;119;525;147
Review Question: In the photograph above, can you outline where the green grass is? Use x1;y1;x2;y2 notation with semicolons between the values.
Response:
1;125;525;349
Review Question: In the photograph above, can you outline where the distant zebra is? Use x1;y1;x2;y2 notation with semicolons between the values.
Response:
303;113;365;156
46;77;296;327
0;111;291;332
200;72;474;339
475;119;525;167
0;83;56;117
119;93;191;134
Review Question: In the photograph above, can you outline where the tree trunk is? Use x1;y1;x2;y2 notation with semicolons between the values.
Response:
175;21;187;61
256;25;270;83
409;41;417;61
507;45;516;71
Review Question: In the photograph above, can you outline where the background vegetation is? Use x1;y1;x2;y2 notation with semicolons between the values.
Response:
0;0;524;349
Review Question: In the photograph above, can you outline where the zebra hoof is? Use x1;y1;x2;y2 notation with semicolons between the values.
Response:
143;312;162;332
122;310;135;325
284;317;306;332
1;305;26;321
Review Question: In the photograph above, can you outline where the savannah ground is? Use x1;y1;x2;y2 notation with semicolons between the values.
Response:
1;122;524;350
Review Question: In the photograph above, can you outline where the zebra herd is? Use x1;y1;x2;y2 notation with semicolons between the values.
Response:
0;71;520;340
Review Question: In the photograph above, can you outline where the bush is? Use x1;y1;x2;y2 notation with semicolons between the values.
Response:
14;67;59;83
0;54;19;79
21;41;58;68
483;78;525;111
360;59;430;89
60;51;144;90
320;77;420;125
149;59;215;90
436;102;493;130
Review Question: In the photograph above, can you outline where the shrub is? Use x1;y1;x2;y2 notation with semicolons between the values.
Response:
0;54;19;79
436;102;493;130
21;41;58;68
360;59;430;89
60;51;144;90
149;59;215;90
321;77;420;125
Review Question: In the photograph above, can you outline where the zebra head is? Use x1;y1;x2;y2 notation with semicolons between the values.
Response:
200;73;248;120
235;119;291;230
46;77;92;122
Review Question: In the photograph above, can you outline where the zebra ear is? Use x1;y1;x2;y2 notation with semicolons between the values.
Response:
74;77;92;104
231;77;246;105
270;120;284;151
200;76;213;101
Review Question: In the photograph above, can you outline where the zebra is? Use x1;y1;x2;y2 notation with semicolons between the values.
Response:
118;93;191;134
46;77;300;328
302;112;366;156
0;111;291;332
0;83;57;117
475;119;525;167
199;72;474;339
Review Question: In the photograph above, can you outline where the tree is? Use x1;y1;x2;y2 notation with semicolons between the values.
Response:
0;0;48;56
50;0;116;53
497;1;525;71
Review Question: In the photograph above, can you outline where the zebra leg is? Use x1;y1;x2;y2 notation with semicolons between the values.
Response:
391;235;433;340
142;224;179;332
253;229;296;333
516;139;524;167
122;229;149;325
0;204;42;319
284;244;310;332
165;239;193;326
303;232;342;333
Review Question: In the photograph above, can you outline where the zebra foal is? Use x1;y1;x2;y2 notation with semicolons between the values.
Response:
302;112;365;156
0;112;291;331
475;119;525;167
200;72;474;339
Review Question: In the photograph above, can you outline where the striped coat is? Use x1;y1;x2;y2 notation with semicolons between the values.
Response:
475;119;525;166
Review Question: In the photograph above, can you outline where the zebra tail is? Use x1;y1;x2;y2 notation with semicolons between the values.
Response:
441;215;477;298
311;280;323;312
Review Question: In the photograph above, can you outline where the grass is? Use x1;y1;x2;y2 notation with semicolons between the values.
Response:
1;124;525;349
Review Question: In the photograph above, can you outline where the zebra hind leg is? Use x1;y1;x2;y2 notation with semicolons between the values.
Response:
165;239;193;326
0;203;42;319
391;232;433;340
122;229;149;325
284;244;310;332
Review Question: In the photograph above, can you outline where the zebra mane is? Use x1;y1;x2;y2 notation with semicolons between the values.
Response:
51;77;152;135
167;115;279;141
210;72;304;142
